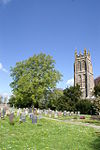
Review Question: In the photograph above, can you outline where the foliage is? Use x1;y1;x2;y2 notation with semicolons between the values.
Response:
94;83;100;97
10;53;62;108
57;85;81;111
38;88;63;110
8;95;16;107
76;99;96;115
93;96;100;112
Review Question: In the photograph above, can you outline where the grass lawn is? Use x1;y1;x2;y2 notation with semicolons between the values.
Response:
0;116;100;150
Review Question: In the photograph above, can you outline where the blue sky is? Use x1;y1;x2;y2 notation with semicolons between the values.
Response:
0;0;100;97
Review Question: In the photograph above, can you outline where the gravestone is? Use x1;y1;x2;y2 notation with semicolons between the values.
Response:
0;112;1;119
29;108;32;113
34;115;37;124
63;111;67;116
25;108;28;116
17;110;20;117
78;111;80;116
6;110;10;116
30;113;34;123
20;112;26;122
71;112;74;116
54;112;58;118
1;108;5;119
30;114;37;124
9;113;14;124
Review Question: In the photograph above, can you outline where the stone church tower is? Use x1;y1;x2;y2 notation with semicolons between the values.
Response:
74;49;94;99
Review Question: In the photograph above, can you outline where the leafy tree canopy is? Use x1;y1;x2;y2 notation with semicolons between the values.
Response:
94;83;100;97
57;85;82;111
10;53;62;107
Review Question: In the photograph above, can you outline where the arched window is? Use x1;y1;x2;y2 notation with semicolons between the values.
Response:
82;61;85;70
77;61;80;71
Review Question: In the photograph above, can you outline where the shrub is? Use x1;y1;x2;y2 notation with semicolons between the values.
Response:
76;99;96;115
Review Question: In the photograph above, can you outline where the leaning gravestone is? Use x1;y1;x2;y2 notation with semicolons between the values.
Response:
9;113;14;125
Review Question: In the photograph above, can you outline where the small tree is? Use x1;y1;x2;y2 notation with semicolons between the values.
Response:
57;85;81;111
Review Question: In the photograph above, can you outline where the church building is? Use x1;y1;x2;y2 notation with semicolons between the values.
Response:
74;49;94;99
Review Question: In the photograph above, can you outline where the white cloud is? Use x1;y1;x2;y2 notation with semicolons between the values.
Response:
0;0;12;4
66;78;74;87
0;63;8;73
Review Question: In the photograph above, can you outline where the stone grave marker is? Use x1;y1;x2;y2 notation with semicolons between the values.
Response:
78;111;80;116
54;111;58;118
17;109;20;117
2;108;5;119
9;113;14;124
30;113;34;124
20;112;26;123
29;108;32;113
34;115;37;124
63;111;67;116
0;112;1;119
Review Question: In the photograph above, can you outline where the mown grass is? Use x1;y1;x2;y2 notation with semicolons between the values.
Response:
0;116;100;150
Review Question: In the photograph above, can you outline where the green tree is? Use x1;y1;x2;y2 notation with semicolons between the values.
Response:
10;53;62;108
57;85;81;111
8;95;16;107
94;83;100;97
44;88;63;110
93;96;100;112
76;99;96;115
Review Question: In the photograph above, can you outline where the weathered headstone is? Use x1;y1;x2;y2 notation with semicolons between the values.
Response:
78;111;80;116
20;112;26;122
54;112;58;118
63;111;67;116
29;108;32;113
9;113;14;124
34;115;37;124
2;108;5;118
17;110;20;117
0;112;1;119
30;113;34;123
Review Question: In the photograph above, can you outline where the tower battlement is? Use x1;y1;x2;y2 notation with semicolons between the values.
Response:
75;48;91;60
74;48;94;99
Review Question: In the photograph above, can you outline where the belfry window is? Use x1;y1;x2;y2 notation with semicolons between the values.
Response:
80;62;81;71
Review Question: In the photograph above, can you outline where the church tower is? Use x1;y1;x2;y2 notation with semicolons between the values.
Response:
74;48;94;99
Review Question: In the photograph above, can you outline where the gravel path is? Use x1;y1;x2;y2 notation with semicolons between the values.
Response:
43;116;100;130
